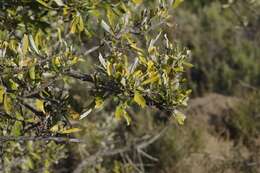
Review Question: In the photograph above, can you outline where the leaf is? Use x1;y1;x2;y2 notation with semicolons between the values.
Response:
101;20;113;35
115;105;124;120
54;0;64;6
107;7;116;27
35;99;45;113
98;53;107;68
183;62;194;68
95;97;104;109
115;105;131;125
77;15;84;32
4;94;12;114
11;121;23;136
106;62;113;76
29;35;40;55
22;34;29;55
60;128;81;134
70;17;77;34
132;0;143;5
123;111;131;126
173;0;184;9
174;110;186;125
79;108;92;120
134;91;146;108
69;109;80;120
29;66;36;80
0;85;5;103
50;124;59;132
36;0;51;8
141;74;159;85
9;79;19;90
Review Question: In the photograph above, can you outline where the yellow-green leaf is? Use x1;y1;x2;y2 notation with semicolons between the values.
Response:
70;18;77;34
132;0;143;5
60;128;81;134
9;79;19;90
173;0;184;9
141;74;159;85
123;111;131;126
11;121;23;136
50;124;60;132
0;85;5;103
134;91;146;108
22;34;29;55
4;94;12;114
36;0;51;8
106;62;113;76
78;15;84;32
35;99;45;113
29;66;36;80
95;97;104;109
115;105;124;120
174;110;186;125
107;7;116;27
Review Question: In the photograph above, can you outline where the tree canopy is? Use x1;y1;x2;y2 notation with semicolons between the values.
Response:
0;0;190;140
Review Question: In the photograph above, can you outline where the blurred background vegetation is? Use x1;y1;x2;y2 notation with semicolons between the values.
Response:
1;0;260;172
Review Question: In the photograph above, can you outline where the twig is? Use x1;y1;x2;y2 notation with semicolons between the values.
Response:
0;136;81;143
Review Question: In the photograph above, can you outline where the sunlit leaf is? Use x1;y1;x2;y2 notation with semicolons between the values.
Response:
174;110;186;125
54;0;64;6
95;97;104;109
173;0;184;9
29;66;36;80
106;62;113;76
141;73;159;85
50;124;60;132
107;7;117;27
0;85;5;103
115;105;124;120
35;99;45;113
11;121;23;136
9;79;19;90
4;94;12;114
22;34;29;55
60;128;82;134
123;111;131;126
134;91;146;108
79;109;92;120
98;53;107;68
29;34;40;54
36;0;51;8
101;20;113;35
132;0;143;5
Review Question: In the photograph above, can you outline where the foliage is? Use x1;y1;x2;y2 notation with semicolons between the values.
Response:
0;0;191;172
174;0;260;95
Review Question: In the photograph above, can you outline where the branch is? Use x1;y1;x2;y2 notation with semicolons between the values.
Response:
73;126;168;173
0;136;81;143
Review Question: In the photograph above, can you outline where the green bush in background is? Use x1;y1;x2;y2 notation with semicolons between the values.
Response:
174;0;260;95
